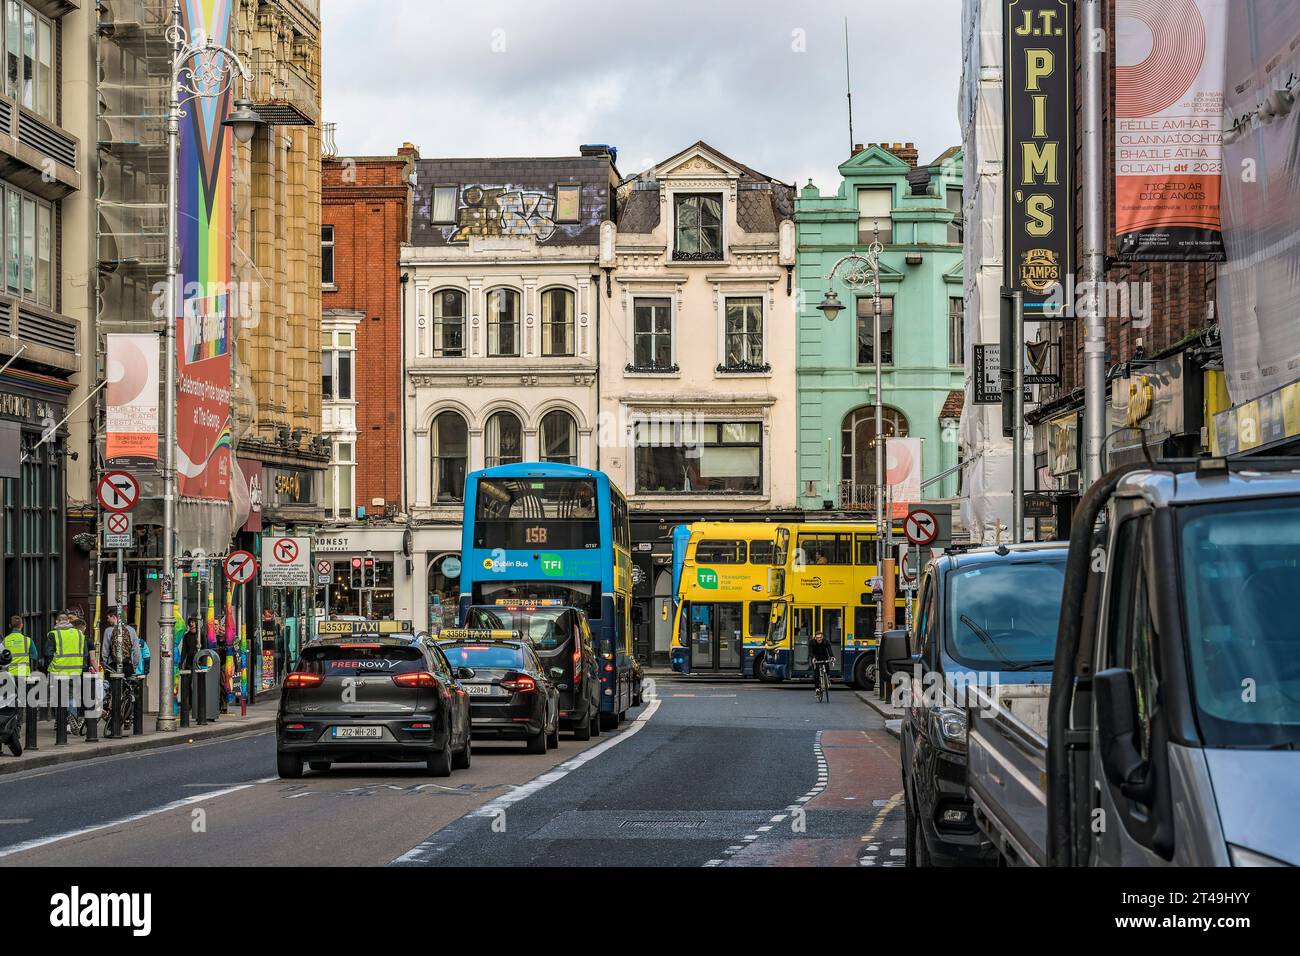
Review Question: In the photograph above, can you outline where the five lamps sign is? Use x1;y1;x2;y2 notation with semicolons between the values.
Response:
1004;0;1074;319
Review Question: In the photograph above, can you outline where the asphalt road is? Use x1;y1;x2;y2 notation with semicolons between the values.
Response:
0;678;905;867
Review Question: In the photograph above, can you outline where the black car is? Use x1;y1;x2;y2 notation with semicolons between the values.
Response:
276;635;472;779
464;603;601;739
900;542;1067;866
438;636;560;754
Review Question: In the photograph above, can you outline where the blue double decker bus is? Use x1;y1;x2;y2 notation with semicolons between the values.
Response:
459;463;635;729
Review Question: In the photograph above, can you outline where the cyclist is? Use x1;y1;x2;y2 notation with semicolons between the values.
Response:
808;630;834;699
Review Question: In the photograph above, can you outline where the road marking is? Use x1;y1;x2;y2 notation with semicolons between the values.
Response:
756;825;772;832
770;814;787;823
0;818;31;824
860;790;904;842
392;698;662;864
0;777;278;859
704;859;724;867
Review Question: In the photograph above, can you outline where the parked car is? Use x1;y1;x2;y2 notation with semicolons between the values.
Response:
438;635;561;754
463;603;602;740
276;634;472;778
899;542;1069;866
970;459;1300;866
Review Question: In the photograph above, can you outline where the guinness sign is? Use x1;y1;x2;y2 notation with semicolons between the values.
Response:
1004;0;1074;319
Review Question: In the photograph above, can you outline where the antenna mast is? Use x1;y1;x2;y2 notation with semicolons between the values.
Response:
845;17;855;156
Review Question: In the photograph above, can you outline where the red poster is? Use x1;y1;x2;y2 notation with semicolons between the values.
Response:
175;295;231;500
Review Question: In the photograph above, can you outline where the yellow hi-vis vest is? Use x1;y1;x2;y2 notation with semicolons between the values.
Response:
2;631;30;677
48;627;85;676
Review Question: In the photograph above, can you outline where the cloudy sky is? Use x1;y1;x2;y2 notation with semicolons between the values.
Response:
321;0;963;193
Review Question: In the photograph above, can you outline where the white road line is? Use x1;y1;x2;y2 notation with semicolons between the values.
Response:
393;698;662;864
770;814;787;823
0;776;278;859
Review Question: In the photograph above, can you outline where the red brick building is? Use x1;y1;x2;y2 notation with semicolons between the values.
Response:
317;145;417;620
321;146;416;519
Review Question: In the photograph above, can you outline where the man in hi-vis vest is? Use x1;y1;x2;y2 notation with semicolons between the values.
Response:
43;612;88;730
3;616;36;720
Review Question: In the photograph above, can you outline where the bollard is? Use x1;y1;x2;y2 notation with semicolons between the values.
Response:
22;676;36;752
196;666;207;726
133;678;145;735
54;679;67;746
84;674;98;744
179;668;191;729
109;673;123;739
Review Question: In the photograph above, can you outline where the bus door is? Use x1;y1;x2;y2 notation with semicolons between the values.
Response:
689;602;743;672
791;607;815;672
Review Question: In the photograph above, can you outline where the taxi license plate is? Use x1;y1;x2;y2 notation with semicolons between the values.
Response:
464;685;496;696
332;726;382;739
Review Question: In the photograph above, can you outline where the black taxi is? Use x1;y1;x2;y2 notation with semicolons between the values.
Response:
437;629;561;754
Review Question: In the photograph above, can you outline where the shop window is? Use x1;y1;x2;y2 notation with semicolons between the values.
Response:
634;420;761;494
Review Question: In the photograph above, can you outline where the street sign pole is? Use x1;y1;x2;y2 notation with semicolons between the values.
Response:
1013;289;1026;544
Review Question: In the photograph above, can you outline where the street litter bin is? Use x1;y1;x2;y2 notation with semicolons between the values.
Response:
193;648;221;722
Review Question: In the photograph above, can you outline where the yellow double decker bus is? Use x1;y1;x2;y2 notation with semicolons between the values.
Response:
763;520;907;689
669;522;785;678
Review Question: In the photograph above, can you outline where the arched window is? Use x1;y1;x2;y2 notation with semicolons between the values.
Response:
485;410;523;468
427;553;461;630
540;409;578;465
432;411;468;502
486;288;520;357
541;288;575;357
432;289;464;357
840;406;909;500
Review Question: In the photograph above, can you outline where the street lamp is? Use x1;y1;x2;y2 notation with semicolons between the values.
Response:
156;4;256;731
821;232;888;654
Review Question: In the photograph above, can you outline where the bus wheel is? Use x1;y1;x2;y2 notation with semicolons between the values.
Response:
755;653;776;683
854;653;877;691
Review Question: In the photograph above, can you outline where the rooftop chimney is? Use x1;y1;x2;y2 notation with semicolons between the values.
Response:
397;142;420;159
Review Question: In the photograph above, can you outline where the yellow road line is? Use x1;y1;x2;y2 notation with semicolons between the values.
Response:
861;790;903;842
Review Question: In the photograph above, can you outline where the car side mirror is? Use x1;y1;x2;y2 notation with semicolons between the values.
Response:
880;630;910;666
456;667;475;680
1094;668;1153;802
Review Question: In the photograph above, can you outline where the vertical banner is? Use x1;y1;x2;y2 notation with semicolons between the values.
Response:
1218;0;1300;405
1115;0;1228;261
886;437;924;518
175;0;235;500
1004;0;1074;318
104;333;159;464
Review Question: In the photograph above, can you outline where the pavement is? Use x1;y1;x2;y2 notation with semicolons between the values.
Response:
855;689;905;739
0;676;907;867
0;697;280;776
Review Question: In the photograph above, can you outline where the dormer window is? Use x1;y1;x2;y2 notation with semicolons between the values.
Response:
673;193;722;260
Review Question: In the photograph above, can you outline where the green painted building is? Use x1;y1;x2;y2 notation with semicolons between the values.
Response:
794;144;965;511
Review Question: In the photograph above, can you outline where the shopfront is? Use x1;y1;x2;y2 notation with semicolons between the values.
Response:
0;377;68;638
312;527;416;624
411;525;463;635
1109;352;1206;467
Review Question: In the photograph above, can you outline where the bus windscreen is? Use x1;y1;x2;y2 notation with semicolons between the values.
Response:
473;478;600;550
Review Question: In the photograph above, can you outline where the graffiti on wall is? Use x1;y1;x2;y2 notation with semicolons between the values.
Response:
447;186;559;243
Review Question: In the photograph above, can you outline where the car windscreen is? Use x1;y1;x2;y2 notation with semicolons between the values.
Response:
944;560;1065;670
466;608;572;648
298;645;425;675
1180;500;1300;748
440;644;527;670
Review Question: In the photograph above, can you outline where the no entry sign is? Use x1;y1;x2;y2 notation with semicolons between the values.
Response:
261;536;311;587
97;471;140;513
224;549;258;585
904;509;939;547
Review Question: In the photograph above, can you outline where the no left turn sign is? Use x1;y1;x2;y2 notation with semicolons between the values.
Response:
904;509;939;547
224;550;258;585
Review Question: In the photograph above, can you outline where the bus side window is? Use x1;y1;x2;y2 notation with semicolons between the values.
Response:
855;534;878;567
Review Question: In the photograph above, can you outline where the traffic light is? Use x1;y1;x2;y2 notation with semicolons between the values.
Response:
350;556;362;589
363;552;375;589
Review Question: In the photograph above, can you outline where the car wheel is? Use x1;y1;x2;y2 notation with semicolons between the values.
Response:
599;710;617;732
854;653;877;691
572;711;593;740
308;760;331;773
277;751;303;779
526;728;547;755
913;813;933;867
547;726;560;749
590;711;603;736
452;738;471;770
426;738;453;776
904;792;917;866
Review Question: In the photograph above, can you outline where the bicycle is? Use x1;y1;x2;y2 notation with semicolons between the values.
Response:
813;659;832;702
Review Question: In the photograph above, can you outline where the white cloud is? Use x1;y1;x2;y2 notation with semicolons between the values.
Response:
321;0;962;188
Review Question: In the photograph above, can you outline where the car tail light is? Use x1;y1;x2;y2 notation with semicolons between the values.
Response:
285;723;307;731
408;722;431;730
285;672;324;689
393;671;437;688
340;643;381;649
573;644;583;683
604;663;614;673
500;673;536;693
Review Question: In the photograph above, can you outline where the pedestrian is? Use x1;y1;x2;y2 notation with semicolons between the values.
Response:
2;615;37;717
180;616;200;671
99;610;138;737
42;611;90;734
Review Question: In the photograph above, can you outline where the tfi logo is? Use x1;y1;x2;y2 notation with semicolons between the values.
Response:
697;568;719;590
50;886;151;936
540;554;565;577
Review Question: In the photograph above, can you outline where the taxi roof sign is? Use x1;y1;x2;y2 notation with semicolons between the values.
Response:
437;627;524;643
317;620;413;635
491;599;564;607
